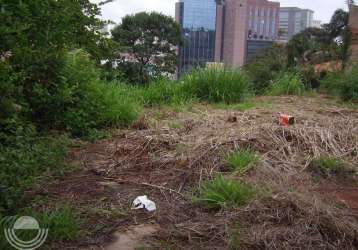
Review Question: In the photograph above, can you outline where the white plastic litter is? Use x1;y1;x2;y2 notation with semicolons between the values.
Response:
132;195;156;212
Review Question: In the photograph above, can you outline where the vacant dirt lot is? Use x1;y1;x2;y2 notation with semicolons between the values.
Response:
44;95;358;250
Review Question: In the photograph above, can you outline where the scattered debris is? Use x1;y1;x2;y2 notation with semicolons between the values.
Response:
132;195;156;212
278;113;295;126
227;115;237;123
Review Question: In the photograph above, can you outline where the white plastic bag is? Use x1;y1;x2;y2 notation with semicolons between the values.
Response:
132;195;156;212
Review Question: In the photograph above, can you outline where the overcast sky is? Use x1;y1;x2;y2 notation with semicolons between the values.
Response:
98;0;348;25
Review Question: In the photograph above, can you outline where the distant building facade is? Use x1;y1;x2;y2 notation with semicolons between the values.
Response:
176;0;280;76
175;0;217;75
349;5;358;63
312;20;322;28
278;7;314;42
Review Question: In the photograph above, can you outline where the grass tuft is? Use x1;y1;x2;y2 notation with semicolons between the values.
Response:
309;156;355;178
195;175;255;209
225;149;259;174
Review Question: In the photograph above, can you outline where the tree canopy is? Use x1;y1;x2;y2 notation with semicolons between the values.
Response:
287;9;350;67
111;12;182;84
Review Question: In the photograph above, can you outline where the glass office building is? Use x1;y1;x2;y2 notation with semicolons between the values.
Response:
176;0;217;76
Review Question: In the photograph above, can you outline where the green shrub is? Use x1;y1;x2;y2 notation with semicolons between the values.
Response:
244;44;287;94
309;156;355;178
320;71;345;96
320;66;358;102
267;72;305;96
340;67;358;102
225;149;259;174
31;50;142;137
182;67;253;103
195;176;255;209
0;61;24;126
0;126;69;215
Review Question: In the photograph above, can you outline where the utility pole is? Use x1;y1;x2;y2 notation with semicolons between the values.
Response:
347;0;355;10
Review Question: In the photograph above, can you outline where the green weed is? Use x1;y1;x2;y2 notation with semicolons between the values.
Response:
267;72;305;96
309;156;355;178
195;176;255;209
225;149;259;175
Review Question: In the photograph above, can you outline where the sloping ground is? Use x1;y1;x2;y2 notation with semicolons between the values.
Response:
45;95;358;249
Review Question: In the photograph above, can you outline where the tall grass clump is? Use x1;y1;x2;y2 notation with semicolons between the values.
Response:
136;78;193;107
267;72;305;96
195;175;255;209
182;67;253;103
225;149;259;175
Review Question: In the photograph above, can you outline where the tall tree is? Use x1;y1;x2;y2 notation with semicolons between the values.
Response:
323;9;350;67
287;9;351;67
111;12;182;84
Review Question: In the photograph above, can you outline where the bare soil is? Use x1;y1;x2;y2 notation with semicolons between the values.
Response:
42;95;358;249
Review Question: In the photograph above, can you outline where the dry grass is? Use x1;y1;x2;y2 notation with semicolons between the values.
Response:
43;95;358;249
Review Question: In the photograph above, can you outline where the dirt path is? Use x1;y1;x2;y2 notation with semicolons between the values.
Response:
46;95;358;249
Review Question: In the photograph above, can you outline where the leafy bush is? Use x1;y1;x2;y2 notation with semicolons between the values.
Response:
0;125;69;215
225;149;259;175
31;50;142;137
195;176;255;209
320;66;358;102
320;71;344;96
267;72;305;96
244;44;287;94
182;67;253;103
340;67;358;102
0;61;24;126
